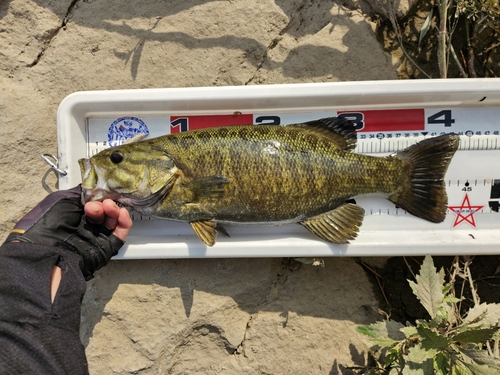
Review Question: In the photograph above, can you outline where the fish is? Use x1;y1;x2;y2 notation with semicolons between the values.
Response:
78;117;460;246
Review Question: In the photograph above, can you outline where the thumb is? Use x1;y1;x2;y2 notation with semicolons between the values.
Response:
112;207;133;242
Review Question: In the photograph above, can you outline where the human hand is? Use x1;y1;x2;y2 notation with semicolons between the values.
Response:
84;199;132;242
5;185;133;280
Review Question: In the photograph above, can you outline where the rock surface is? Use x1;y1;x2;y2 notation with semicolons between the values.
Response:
1;0;398;373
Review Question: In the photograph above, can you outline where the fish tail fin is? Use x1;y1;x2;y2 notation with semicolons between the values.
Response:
389;134;460;223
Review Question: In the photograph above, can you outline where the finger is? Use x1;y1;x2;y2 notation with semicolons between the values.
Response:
84;201;105;225
112;207;133;241
101;199;121;230
50;266;62;303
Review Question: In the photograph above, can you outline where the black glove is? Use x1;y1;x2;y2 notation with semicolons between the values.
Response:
5;185;125;280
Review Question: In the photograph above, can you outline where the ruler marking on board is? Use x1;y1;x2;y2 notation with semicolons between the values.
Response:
85;108;500;229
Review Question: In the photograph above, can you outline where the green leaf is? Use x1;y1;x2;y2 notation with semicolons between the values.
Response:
402;345;434;375
463;302;500;328
462;361;498;375
419;8;434;47
416;325;450;351
408;255;445;319
384;347;401;368
451;361;474;375
443;296;461;304
356;320;406;347
452;328;499;344
442;282;454;296
455;351;497;375
433;352;449;375
461;349;500;370
401;326;418;338
428;315;444;329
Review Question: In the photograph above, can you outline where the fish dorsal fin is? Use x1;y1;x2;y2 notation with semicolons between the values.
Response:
190;221;230;246
290;117;357;151
123;133;148;144
184;176;229;202
300;203;365;243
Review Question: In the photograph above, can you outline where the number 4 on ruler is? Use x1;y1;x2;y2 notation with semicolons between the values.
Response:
427;110;455;127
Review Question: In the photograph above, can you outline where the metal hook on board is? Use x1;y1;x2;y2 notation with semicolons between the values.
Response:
40;154;67;176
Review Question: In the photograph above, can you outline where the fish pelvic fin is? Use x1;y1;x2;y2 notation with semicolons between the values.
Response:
300;203;365;244
290;117;357;151
390;133;460;223
190;221;230;246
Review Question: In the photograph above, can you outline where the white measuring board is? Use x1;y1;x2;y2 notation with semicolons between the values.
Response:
56;79;500;259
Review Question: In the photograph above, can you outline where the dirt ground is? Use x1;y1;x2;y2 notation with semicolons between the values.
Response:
1;1;499;374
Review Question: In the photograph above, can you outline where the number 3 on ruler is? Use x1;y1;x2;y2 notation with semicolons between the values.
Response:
427;110;455;127
337;112;364;130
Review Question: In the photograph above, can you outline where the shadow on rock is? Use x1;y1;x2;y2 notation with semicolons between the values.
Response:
330;343;372;374
81;257;379;347
28;0;389;80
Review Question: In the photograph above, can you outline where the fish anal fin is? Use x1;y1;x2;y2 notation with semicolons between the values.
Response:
190;220;230;246
300;204;365;244
290;117;357;151
185;176;229;202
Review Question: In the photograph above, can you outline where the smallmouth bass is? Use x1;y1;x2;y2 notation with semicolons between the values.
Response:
79;117;459;246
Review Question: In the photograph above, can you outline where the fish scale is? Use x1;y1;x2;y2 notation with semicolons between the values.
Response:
79;118;459;246
152;125;394;221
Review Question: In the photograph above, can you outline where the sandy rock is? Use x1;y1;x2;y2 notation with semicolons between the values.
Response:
1;0;398;373
82;258;379;374
0;75;58;231
252;5;394;83
0;0;71;70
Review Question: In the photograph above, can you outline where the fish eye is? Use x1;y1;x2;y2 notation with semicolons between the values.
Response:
110;151;124;164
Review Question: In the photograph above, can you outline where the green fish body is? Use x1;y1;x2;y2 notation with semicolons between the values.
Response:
79;118;459;246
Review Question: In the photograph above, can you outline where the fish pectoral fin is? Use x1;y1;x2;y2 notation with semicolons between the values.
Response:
300;204;365;244
185;176;229;202
190;220;229;246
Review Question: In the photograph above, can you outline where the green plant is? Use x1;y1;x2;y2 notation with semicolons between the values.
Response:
385;0;500;78
354;255;500;374
456;0;500;77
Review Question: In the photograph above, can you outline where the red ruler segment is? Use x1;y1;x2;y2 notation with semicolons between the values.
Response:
170;114;253;133
337;109;425;132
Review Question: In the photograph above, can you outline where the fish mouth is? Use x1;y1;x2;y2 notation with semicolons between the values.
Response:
80;186;110;204
78;158;113;203
79;158;95;185
78;158;93;203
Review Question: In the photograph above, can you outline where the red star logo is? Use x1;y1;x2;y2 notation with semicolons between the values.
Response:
448;194;484;229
